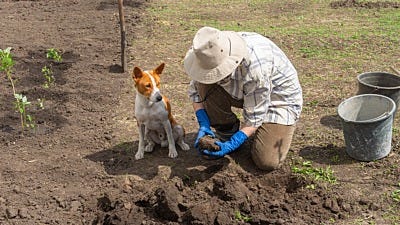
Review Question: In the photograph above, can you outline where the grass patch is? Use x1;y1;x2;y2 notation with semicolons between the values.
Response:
292;161;337;185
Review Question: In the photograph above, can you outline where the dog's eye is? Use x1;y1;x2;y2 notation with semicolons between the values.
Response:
145;83;151;88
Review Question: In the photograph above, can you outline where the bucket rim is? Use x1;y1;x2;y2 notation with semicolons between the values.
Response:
357;71;400;90
338;94;396;123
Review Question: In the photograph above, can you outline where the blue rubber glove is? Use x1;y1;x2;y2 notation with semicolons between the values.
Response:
203;130;248;158
194;109;215;149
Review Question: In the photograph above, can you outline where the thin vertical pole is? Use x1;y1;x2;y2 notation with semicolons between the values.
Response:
118;0;127;72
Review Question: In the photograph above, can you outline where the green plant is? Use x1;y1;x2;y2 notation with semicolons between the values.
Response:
37;98;45;110
41;66;54;88
46;48;62;62
331;155;340;163
1;47;35;129
0;47;16;95
292;161;337;184
42;48;62;87
234;211;252;222
14;94;35;128
0;47;15;71
306;184;316;190
392;183;400;202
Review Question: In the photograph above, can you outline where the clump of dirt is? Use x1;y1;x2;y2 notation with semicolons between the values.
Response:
330;0;400;8
90;166;356;225
198;135;220;151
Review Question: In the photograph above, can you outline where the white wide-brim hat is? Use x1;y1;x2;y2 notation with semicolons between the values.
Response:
183;26;247;84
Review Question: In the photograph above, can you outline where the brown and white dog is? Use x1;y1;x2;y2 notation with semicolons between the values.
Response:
132;63;190;160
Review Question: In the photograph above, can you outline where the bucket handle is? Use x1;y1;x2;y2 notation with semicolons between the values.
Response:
390;66;400;76
360;112;389;123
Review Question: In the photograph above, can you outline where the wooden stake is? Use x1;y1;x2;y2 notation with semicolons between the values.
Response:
118;0;127;72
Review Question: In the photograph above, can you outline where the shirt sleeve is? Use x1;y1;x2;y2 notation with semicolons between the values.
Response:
188;80;201;102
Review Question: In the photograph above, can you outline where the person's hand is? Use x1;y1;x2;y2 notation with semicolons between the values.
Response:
194;109;215;149
203;130;248;158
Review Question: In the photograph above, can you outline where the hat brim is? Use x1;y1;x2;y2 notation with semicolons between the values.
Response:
184;31;247;84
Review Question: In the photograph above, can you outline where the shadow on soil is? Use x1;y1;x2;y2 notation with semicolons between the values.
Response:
86;133;231;182
298;144;354;165
320;114;342;130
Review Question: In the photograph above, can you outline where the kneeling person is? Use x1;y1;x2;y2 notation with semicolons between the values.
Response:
184;26;303;171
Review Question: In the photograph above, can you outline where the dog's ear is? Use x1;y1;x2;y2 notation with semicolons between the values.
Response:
132;66;143;80
154;63;165;75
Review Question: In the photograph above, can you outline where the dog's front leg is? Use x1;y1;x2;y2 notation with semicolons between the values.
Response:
135;123;146;160
163;121;178;158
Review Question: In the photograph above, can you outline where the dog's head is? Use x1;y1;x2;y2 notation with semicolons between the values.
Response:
132;63;165;103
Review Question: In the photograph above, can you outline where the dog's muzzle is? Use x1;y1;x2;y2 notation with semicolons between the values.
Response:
150;91;163;102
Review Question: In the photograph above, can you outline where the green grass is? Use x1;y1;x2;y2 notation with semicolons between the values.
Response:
292;160;337;184
143;0;399;70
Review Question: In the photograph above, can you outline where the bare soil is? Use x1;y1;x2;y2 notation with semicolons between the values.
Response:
331;0;400;8
0;0;399;225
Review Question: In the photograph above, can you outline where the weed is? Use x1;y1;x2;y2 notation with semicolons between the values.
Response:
306;99;319;107
292;160;337;184
392;183;400;203
234;211;252;223
306;184;316;190
382;205;400;223
393;126;399;135
331;155;340;163
182;174;191;184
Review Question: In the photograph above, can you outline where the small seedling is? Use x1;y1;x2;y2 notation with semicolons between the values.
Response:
234;211;252;222
182;174;191;182
1;47;35;129
37;98;45;110
46;48;62;62
41;66;54;88
42;48;63;87
14;94;35;128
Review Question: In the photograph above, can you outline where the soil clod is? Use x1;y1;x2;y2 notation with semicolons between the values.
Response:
198;135;220;152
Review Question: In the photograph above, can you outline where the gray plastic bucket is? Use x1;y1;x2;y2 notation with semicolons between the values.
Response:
338;94;396;161
357;72;400;113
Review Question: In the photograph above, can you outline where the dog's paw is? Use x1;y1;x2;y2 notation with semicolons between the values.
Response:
168;148;178;158
179;142;190;151
135;151;144;160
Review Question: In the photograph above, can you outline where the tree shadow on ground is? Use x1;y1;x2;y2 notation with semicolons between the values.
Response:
86;132;229;182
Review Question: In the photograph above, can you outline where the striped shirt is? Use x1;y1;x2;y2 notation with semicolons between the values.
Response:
188;32;303;127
